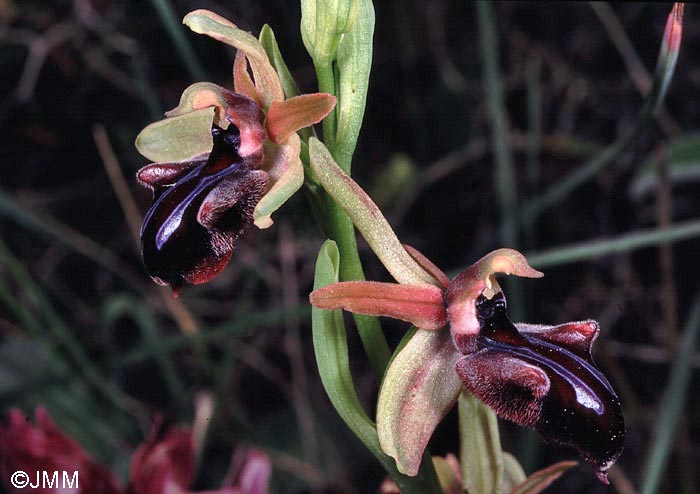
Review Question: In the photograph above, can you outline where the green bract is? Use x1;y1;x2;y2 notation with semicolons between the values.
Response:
301;0;358;65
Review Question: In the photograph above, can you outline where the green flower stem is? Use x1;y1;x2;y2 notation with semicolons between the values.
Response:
315;61;339;154
301;0;391;379
459;390;505;494
323;196;392;379
301;147;391;379
302;1;439;487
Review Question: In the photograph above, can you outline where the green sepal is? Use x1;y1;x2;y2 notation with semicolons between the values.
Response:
135;107;214;162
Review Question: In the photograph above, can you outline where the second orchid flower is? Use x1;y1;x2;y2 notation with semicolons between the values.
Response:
311;247;625;483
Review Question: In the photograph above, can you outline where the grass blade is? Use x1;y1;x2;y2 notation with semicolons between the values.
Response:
640;290;700;494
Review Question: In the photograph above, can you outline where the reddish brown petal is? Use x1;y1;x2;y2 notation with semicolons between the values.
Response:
445;249;542;351
182;251;233;286
140;125;264;294
516;320;599;360
310;281;447;330
403;244;450;288
509;460;578;494
137;158;206;189
266;93;336;144
222;91;266;158
233;51;262;107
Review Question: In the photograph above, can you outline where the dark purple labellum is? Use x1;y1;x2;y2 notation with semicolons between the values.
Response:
139;124;268;295
455;292;625;482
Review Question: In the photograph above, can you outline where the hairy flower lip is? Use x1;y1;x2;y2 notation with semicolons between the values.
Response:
458;292;625;482
139;122;268;295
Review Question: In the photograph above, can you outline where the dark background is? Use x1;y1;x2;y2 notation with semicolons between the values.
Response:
1;1;699;493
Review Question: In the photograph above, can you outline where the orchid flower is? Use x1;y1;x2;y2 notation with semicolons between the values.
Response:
135;10;335;295
311;247;625;482
306;137;625;482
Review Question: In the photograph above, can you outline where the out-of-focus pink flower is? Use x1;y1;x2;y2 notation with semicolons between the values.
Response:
128;427;272;494
0;407;121;494
224;448;272;494
128;427;195;494
0;408;272;494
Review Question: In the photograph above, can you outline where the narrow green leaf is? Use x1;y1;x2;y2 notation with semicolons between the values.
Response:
312;240;376;441
0;240;140;420
641;289;700;494
629;132;700;199
459;390;504;494
476;0;518;249
526;218;700;269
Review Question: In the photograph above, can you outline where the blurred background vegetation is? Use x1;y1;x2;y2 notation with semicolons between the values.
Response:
1;1;699;493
